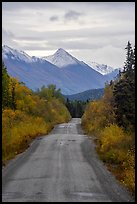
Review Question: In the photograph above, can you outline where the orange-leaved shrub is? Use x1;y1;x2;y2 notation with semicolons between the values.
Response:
97;124;133;164
2;75;71;164
81;84;135;195
82;85;115;136
2;109;51;161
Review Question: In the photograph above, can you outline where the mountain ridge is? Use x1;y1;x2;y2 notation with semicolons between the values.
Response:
85;61;120;75
64;88;104;102
2;45;121;95
43;48;83;68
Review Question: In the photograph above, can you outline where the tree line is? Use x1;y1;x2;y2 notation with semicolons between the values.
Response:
113;41;135;131
65;98;88;118
2;64;71;164
81;41;135;195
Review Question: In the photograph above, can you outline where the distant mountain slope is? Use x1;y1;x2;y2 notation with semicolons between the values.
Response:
64;88;104;102
85;61;118;75
43;48;117;91
2;45;75;94
104;69;121;82
45;48;121;75
2;45;120;95
60;63;106;91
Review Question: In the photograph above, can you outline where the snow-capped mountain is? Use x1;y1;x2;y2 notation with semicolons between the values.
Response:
2;45;45;64
85;61;118;75
2;45;121;95
43;48;83;68
44;48;121;75
2;45;32;63
2;45;76;94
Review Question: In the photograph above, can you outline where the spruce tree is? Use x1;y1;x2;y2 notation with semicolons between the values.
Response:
2;62;10;108
113;41;135;131
124;41;132;72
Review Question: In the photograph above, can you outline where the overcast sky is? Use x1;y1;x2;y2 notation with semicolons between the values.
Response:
2;2;135;67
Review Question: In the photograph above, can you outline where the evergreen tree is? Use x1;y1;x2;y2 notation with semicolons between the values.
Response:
113;41;135;130
65;99;88;118
10;78;17;110
123;41;135;82
124;41;133;73
2;62;10;108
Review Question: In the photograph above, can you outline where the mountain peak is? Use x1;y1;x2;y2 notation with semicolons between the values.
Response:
56;48;66;53
44;48;80;68
2;45;121;95
2;45;32;63
54;48;71;57
3;44;14;53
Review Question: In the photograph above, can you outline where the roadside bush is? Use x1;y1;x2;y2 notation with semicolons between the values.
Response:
81;52;135;195
96;124;135;194
97;124;133;162
2;109;51;162
82;85;115;137
121;148;135;193
2;73;71;164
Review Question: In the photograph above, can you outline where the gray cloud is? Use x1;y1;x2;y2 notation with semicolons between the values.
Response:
64;10;83;21
2;29;14;39
2;2;63;11
18;39;105;51
2;28;20;48
2;2;135;67
2;2;134;12
15;30;135;53
49;10;83;22
14;24;134;43
49;15;59;21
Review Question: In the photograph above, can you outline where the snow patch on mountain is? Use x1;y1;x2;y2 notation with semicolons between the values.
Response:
43;48;83;68
2;45;52;64
44;48;121;75
2;45;32;63
85;61;118;75
2;45;122;95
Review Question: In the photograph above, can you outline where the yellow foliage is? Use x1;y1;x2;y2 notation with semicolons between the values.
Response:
81;84;135;195
96;124;135;194
98;124;133;161
99;124;125;152
2;110;49;162
15;83;31;99
122;168;135;193
121;150;135;192
82;85;115;136
82;99;115;137
2;77;71;164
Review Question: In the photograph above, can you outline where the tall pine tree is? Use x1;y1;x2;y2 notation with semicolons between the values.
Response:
2;62;10;109
113;41;135;130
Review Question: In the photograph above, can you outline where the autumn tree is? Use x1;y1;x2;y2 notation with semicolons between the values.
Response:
36;84;65;103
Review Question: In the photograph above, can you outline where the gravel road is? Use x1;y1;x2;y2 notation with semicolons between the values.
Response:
2;118;133;202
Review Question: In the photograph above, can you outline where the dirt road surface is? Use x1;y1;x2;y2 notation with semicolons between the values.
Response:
2;118;133;202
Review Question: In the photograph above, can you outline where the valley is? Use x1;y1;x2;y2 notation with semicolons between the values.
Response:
2;45;121;95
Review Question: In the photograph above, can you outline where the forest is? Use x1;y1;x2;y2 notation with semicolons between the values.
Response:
81;41;135;195
2;41;135;197
2;66;71;164
65;98;87;118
